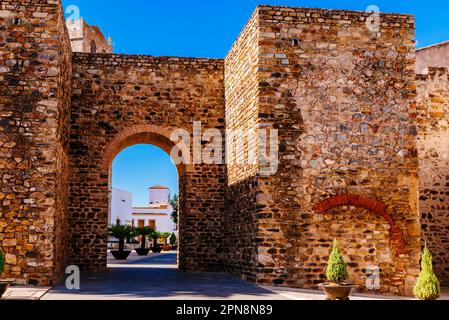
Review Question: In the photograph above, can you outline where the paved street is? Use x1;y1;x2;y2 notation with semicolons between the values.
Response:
36;252;449;300
42;252;284;300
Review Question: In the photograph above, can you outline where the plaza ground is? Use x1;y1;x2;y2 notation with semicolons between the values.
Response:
2;252;448;300
42;252;282;300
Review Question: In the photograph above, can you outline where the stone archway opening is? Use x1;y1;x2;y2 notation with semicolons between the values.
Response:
108;143;180;267
101;125;188;271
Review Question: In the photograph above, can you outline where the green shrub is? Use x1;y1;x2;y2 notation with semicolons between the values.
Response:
413;246;440;300
169;233;177;246
149;231;164;248
134;226;154;249
326;239;348;284
0;250;4;274
108;224;134;252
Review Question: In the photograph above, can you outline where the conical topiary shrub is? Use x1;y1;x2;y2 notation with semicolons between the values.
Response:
326;239;348;284
0;250;4;274
413;246;440;300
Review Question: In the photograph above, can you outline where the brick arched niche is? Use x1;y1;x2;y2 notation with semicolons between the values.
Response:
314;194;406;252
312;194;408;294
101;125;191;268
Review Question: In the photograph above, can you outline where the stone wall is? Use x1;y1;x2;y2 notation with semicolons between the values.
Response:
223;8;260;281
0;0;71;285
223;5;421;296
417;67;449;285
0;2;430;295
69;54;226;272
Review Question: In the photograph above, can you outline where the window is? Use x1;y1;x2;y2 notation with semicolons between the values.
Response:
138;220;145;228
116;218;121;225
148;220;156;230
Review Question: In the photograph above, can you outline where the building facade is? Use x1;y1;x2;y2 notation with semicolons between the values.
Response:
416;41;449;74
109;185;176;233
1;0;449;296
109;188;133;226
132;186;176;233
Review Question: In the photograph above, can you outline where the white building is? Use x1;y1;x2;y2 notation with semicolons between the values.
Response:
109;188;133;226
132;185;177;233
109;185;177;234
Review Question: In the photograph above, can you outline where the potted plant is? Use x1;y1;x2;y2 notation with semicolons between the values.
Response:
0;249;12;299
134;226;154;256
161;232;172;251
169;233;178;250
414;246;440;300
319;239;356;300
150;231;163;253
108;224;134;260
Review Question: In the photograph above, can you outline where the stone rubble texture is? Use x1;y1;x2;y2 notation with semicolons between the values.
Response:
0;1;448;295
69;54;226;273
416;67;449;286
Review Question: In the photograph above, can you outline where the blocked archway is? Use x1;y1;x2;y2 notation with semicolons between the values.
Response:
311;194;409;294
314;194;406;253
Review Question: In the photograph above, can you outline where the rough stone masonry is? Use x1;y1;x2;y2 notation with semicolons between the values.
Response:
1;0;448;296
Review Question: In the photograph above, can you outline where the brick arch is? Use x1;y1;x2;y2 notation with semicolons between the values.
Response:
313;194;406;254
101;124;191;174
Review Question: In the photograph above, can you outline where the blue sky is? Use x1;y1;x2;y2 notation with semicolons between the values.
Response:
62;0;449;57
63;0;449;205
112;145;178;207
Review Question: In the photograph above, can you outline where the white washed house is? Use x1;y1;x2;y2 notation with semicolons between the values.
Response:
132;185;177;233
109;188;133;226
109;185;176;234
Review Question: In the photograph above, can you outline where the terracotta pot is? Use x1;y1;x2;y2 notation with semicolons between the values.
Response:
319;283;356;300
111;250;131;260
135;248;151;256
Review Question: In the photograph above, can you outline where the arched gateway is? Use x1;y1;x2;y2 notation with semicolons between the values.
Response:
67;56;227;273
1;1;429;296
